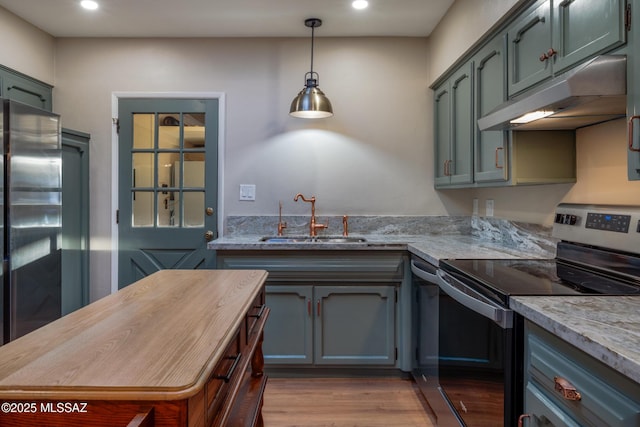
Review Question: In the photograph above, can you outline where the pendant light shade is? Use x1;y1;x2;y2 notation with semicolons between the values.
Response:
289;18;333;119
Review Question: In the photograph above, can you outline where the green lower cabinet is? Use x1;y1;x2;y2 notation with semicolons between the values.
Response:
264;285;313;365
217;250;404;369
314;285;396;366
264;284;397;367
523;321;640;426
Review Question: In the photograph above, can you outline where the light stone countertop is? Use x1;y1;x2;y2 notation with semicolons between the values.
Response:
511;296;640;384
209;232;555;265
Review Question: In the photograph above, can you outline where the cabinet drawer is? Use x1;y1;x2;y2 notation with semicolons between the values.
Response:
526;324;640;427
245;290;266;345
525;382;581;427
206;331;242;422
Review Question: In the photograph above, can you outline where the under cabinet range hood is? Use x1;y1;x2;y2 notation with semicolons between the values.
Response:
477;55;626;131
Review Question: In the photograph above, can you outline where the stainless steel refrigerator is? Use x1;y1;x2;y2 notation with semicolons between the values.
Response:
1;98;62;344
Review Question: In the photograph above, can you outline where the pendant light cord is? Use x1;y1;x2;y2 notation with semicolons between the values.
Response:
309;25;315;77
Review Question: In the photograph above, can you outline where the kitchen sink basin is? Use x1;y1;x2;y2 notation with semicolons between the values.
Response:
260;236;367;244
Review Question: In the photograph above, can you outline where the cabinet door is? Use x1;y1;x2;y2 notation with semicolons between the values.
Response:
449;63;474;185
552;0;626;74
62;129;91;315
629;0;640;180
474;35;509;183
264;285;313;365
314;285;396;366
434;81;452;187
508;0;552;96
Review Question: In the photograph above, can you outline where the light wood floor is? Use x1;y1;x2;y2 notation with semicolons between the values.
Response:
262;377;435;427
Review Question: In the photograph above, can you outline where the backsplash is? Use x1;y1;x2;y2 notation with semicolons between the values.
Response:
471;216;557;256
224;215;472;236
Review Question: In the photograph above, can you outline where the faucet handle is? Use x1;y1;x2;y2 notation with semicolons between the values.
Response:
342;215;349;236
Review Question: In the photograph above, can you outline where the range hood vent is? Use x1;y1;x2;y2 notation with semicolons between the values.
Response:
477;55;626;131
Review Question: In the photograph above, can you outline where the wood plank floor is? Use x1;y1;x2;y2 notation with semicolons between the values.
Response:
262;377;435;426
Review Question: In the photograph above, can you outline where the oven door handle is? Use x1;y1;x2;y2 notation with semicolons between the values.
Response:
411;260;439;283
436;270;514;329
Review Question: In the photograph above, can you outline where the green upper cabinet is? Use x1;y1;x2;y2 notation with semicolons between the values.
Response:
473;34;509;183
508;0;626;97
507;0;552;96
628;0;640;180
0;65;53;111
552;0;627;74
434;61;474;188
434;82;451;187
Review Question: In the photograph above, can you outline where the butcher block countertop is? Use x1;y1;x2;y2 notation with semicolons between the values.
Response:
0;269;268;401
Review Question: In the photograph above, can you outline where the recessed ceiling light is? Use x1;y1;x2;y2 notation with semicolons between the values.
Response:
352;0;369;10
80;0;99;10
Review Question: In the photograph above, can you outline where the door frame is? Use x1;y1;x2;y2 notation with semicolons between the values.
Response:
110;91;226;294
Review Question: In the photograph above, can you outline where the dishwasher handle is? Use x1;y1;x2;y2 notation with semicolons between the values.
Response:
411;259;439;283
436;269;513;329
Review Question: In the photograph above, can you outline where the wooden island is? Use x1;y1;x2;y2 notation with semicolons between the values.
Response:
0;269;269;427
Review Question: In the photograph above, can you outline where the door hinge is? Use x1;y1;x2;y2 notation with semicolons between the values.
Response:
112;118;120;134
116;209;119;224
626;3;632;32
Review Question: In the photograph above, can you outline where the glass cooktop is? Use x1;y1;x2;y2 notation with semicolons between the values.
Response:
440;258;640;303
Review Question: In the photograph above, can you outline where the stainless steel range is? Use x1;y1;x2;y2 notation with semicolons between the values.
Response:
411;204;640;427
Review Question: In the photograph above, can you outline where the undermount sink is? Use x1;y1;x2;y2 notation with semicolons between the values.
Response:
260;236;367;244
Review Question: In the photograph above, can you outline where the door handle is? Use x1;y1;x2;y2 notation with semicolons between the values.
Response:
204;230;214;241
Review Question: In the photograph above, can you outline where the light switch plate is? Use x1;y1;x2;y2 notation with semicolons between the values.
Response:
239;184;256;201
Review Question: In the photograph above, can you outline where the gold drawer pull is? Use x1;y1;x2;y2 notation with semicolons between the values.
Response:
554;376;582;401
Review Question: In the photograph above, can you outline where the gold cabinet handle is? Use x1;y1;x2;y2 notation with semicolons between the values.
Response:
206;207;214;216
518;414;530;427
444;160;453;176
629;115;640;152
554;376;582;401
204;230;214;241
539;48;557;62
495;147;504;169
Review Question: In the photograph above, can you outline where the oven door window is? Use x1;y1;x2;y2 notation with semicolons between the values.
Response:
439;288;506;426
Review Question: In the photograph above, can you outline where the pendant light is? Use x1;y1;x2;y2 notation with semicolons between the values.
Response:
289;18;333;119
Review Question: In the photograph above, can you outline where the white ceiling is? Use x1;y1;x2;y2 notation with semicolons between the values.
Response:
0;0;454;38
